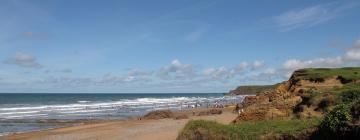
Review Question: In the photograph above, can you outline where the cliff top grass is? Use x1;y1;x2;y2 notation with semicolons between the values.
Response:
178;118;321;140
292;67;360;82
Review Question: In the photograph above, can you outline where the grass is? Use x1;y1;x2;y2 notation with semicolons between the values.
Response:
293;67;360;82
293;67;360;108
179;118;322;140
298;83;360;111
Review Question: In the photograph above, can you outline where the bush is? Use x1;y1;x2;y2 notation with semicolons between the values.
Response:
351;100;360;121
341;90;360;103
315;96;340;112
320;104;352;132
178;118;321;140
294;105;306;113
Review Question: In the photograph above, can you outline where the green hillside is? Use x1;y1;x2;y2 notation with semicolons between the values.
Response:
292;67;360;82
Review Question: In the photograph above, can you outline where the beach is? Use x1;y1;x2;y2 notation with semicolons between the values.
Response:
0;107;237;140
0;93;244;135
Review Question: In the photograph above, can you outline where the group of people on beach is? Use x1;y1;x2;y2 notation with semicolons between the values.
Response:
212;102;224;108
184;101;226;109
187;103;201;108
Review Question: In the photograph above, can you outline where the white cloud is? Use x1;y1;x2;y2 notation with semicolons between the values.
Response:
252;60;265;69
238;38;360;82
38;77;94;87
158;59;195;80
283;57;343;70
3;36;360;92
345;50;360;60
100;70;153;84
283;38;360;71
101;74;118;83
4;52;42;68
234;61;265;72
344;38;360;60
203;67;234;80
264;68;276;75
273;2;359;31
274;37;360;80
237;62;248;70
203;60;265;80
126;69;153;82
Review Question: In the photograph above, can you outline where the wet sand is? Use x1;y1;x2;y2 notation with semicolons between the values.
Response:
0;107;237;140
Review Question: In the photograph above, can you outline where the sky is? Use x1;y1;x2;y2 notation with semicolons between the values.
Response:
0;0;360;93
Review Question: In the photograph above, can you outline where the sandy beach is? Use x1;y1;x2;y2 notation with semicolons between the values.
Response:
0;107;237;140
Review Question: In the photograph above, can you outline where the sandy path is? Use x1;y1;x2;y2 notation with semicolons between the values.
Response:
0;109;237;140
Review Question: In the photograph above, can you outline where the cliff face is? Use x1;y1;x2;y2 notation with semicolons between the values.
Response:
233;90;301;122
233;68;356;123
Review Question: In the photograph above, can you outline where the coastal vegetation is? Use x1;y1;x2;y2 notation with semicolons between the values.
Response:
178;67;360;140
291;67;360;83
177;118;321;140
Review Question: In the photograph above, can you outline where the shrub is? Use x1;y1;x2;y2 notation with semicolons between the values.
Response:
294;105;306;113
341;90;360;103
350;100;360;121
315;96;340;112
317;99;331;111
178;118;321;140
320;104;352;132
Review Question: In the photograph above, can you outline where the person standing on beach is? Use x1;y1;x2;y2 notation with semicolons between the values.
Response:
235;104;243;116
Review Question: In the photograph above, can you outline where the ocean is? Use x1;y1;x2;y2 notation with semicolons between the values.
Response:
0;93;245;136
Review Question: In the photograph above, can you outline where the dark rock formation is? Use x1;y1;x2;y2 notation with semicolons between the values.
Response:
143;110;174;120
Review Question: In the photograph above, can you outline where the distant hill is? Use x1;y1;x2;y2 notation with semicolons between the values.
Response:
225;85;278;96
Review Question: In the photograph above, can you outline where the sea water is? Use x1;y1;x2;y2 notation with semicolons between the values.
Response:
0;93;246;136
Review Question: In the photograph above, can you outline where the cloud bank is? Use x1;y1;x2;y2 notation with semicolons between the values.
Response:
1;38;360;92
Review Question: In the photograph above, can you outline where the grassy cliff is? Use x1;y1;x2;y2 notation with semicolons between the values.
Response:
178;67;360;140
292;67;360;83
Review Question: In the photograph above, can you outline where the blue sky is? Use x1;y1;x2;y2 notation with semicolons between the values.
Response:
0;0;360;93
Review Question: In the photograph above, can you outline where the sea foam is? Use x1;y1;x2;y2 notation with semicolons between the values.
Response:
0;95;245;120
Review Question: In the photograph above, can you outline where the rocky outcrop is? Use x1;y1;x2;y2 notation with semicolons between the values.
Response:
233;69;348;123
233;93;300;122
286;78;343;94
143;110;174;120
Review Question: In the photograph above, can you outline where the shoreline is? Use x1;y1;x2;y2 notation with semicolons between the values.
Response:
0;106;238;140
0;94;245;138
0;118;122;137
